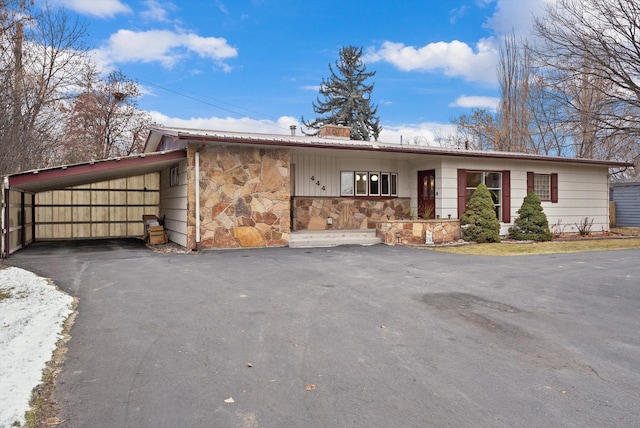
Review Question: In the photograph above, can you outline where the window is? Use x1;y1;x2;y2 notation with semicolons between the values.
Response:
527;172;558;202
466;171;502;220
534;174;550;200
369;172;380;196
341;171;398;197
170;165;180;187
457;169;511;222
340;171;354;196
380;173;390;196
355;172;368;196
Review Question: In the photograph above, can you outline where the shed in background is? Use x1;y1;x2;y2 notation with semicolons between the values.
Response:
610;178;640;227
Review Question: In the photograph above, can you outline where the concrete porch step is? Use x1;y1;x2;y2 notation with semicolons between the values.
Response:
289;229;381;248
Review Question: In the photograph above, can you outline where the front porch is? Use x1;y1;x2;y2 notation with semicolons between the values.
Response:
289;229;380;248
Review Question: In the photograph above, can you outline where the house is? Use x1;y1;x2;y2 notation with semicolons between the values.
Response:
143;125;630;249
610;178;640;227
1;124;631;257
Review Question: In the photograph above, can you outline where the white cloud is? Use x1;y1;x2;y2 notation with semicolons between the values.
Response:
449;95;500;110
215;0;229;14
364;38;499;83
140;0;176;22
302;85;320;91
150;112;300;135
449;5;469;24
49;0;131;18
379;123;458;146
95;29;237;70
148;112;455;147
484;0;553;37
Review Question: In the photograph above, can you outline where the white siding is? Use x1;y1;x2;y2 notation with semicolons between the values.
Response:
159;160;188;247
292;149;612;236
439;158;611;235
290;151;410;197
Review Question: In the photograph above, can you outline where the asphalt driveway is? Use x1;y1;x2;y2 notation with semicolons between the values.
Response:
7;240;640;427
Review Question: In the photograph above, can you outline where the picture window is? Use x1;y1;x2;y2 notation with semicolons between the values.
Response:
341;171;398;197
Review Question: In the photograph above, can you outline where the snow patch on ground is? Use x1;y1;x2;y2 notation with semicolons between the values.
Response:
0;267;74;428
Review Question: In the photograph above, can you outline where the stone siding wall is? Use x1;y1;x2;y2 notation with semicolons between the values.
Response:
187;145;290;249
377;220;461;245
292;197;411;230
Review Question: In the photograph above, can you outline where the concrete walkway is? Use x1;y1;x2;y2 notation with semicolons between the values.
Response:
7;240;640;427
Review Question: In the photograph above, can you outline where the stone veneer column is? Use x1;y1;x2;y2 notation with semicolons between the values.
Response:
187;145;290;249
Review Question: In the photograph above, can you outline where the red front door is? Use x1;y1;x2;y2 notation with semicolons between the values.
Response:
418;170;436;219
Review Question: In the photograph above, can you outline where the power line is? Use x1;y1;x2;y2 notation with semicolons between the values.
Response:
132;76;291;132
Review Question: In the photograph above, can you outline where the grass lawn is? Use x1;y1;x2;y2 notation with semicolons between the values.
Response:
427;227;640;256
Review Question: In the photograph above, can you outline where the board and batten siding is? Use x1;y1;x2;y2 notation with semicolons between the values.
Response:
438;158;611;235
610;182;640;227
35;173;160;239
159;160;188;247
290;151;410;197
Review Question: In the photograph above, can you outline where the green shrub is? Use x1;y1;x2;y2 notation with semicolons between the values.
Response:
509;191;552;241
460;183;501;243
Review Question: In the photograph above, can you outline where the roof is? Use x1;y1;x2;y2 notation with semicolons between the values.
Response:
610;177;640;186
145;126;632;168
6;149;186;193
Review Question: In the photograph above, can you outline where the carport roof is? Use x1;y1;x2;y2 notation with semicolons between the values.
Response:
6;149;186;193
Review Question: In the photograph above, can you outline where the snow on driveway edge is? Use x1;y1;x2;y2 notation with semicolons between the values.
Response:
0;267;75;428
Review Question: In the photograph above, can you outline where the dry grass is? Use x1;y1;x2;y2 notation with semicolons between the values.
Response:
428;235;640;256
25;299;78;428
611;227;640;236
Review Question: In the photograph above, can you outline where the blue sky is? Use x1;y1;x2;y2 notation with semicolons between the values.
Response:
43;0;550;143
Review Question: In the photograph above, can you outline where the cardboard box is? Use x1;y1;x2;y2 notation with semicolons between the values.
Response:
148;230;167;245
143;215;166;245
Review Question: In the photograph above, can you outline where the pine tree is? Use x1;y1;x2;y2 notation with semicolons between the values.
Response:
301;46;381;141
509;191;553;241
460;183;501;243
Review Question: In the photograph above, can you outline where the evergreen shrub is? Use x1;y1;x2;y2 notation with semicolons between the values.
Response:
460;183;501;243
508;191;553;241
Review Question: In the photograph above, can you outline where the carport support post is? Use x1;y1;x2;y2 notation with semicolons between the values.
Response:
195;150;201;247
2;176;8;259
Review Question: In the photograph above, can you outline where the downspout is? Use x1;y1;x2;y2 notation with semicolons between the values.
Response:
195;150;201;247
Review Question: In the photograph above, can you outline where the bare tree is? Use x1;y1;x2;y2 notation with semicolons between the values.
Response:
0;1;93;174
533;0;640;163
59;70;154;163
451;33;540;153
526;73;569;156
451;109;500;150
497;32;533;152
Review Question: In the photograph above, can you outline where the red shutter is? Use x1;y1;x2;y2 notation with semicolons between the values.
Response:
502;170;511;223
527;171;534;194
457;169;466;218
551;173;558;203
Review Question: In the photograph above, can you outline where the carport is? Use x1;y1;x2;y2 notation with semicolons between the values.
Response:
1;149;185;258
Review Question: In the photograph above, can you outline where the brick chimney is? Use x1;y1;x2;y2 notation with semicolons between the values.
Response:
319;124;351;139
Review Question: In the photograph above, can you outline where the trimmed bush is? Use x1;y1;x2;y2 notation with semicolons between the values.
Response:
460;183;501;243
509;191;553;241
